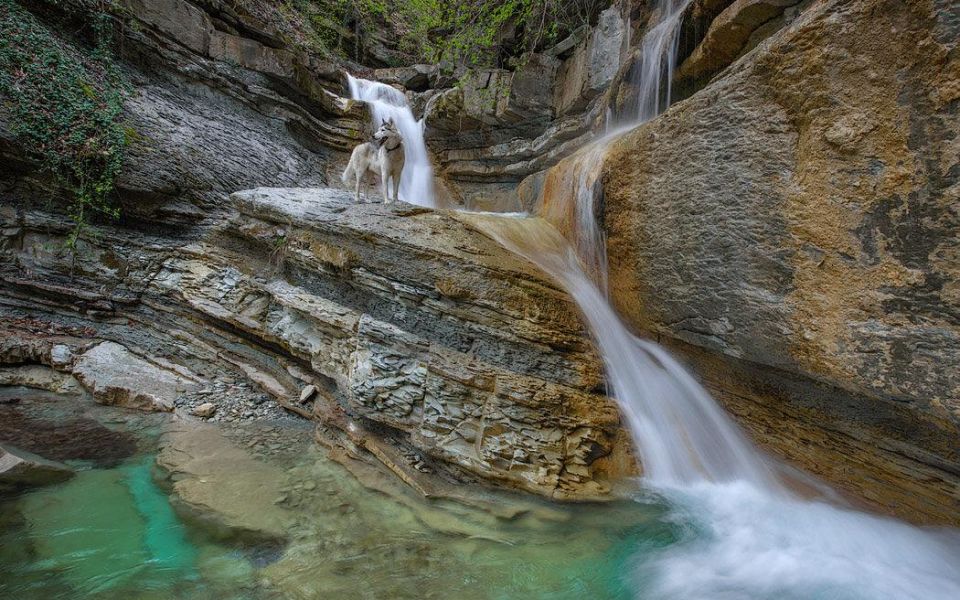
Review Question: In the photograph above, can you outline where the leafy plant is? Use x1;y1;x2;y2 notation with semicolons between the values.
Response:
400;0;602;65
270;0;601;67
0;0;129;254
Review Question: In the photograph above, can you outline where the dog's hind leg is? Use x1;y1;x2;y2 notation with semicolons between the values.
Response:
392;173;401;204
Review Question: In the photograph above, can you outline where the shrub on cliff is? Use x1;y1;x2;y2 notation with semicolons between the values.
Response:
0;0;128;252
275;0;603;67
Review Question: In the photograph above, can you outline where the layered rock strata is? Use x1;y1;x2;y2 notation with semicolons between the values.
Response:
1;188;632;499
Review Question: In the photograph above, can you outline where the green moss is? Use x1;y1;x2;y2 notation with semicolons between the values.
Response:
0;0;129;252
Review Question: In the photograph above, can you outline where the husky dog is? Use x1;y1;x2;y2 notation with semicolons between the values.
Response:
341;118;405;204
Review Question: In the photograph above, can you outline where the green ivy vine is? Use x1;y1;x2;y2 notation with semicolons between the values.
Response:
0;0;129;253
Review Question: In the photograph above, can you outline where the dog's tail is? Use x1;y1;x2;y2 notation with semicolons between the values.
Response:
341;152;357;184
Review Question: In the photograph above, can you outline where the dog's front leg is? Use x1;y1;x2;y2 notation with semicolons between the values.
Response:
380;166;391;204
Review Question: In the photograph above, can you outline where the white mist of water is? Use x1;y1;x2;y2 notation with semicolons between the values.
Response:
642;482;960;600
347;75;436;207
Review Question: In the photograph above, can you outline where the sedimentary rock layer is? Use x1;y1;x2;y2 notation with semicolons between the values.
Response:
1;187;631;499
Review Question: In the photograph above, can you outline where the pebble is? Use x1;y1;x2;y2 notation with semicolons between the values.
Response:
191;402;217;418
299;385;317;403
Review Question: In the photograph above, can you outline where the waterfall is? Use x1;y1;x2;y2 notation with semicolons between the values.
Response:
630;0;690;122
464;2;960;596
522;0;772;487
461;213;960;599
341;4;960;594
466;215;780;490
347;75;436;207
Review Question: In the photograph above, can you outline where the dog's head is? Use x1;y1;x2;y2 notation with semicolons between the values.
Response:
374;118;401;145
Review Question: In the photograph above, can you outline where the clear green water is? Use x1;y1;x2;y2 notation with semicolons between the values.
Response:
0;388;676;600
5;388;958;600
0;454;672;600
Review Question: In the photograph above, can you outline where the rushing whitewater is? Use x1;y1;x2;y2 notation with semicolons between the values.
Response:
347;75;436;207
467;0;960;597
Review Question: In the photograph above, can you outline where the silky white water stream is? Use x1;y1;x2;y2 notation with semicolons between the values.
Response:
463;212;960;600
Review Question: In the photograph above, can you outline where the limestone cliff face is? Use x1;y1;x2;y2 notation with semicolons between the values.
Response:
601;0;959;523
50;0;366;209
0;0;634;500
0;186;631;499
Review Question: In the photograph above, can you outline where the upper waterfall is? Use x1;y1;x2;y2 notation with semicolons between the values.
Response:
347;75;436;207
629;0;692;123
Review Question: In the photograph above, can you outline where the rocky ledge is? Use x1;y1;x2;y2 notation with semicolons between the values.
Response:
1;187;633;500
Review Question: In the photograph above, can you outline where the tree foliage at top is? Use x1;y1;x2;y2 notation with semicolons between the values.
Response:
281;0;605;67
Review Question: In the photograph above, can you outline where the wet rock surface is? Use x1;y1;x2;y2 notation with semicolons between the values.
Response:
600;0;960;523
1;184;629;500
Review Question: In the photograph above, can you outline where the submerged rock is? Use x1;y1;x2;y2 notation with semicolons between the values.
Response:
0;397;140;467
0;444;73;490
155;422;294;543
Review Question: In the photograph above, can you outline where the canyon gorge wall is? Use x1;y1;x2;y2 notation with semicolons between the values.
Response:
1;0;958;525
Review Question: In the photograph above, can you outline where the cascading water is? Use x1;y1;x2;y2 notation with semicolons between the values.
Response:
463;215;780;490
344;3;960;594
629;0;690;122
347;74;436;207
526;0;773;489
464;0;960;596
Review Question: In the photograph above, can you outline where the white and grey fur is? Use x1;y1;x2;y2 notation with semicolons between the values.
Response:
341;118;405;204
